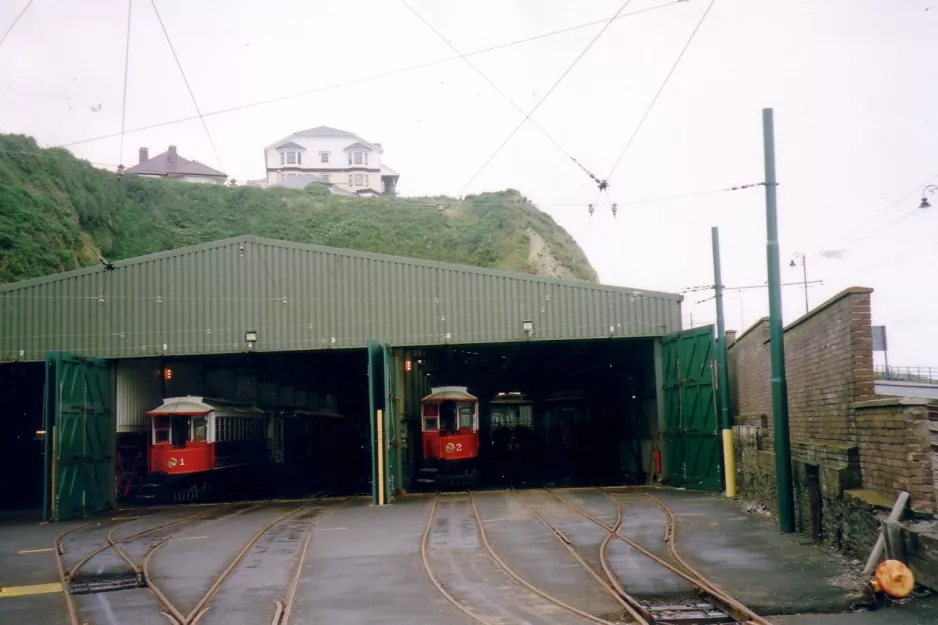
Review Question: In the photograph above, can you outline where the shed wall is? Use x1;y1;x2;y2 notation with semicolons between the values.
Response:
0;237;682;361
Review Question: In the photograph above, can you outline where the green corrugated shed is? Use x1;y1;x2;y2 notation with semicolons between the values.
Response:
0;236;682;362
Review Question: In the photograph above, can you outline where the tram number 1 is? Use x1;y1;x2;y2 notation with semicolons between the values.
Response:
179;458;186;466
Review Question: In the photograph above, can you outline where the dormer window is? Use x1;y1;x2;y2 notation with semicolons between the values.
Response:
275;142;306;166
320;152;330;163
349;151;367;165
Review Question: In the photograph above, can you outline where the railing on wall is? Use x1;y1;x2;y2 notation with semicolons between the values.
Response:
875;365;938;383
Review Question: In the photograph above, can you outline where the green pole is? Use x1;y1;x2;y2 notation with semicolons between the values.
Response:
711;227;735;498
763;108;795;533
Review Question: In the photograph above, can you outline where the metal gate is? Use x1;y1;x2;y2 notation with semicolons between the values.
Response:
367;340;396;504
43;351;113;521
661;326;722;491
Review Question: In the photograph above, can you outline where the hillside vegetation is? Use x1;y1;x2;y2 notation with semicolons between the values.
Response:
0;134;597;285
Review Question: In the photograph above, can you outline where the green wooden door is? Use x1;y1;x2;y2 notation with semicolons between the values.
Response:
44;351;113;521
367;340;396;504
660;327;722;491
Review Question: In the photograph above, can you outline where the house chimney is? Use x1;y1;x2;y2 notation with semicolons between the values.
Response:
168;145;178;163
139;147;149;164
725;329;737;346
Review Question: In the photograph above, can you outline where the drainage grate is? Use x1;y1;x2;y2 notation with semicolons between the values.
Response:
68;573;143;595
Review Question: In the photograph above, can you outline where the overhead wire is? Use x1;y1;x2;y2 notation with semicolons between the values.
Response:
117;0;134;170
0;0;34;51
598;0;717;211
149;0;225;174
56;0;684;151
397;0;608;188
455;0;635;199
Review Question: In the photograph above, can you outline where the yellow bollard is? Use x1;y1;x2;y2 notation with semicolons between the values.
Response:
722;429;736;498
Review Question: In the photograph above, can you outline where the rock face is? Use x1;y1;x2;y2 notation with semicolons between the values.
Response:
0;135;597;285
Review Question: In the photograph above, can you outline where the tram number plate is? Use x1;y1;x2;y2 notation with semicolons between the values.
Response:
445;443;463;454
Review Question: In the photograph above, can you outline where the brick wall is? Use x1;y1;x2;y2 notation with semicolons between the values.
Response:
854;398;937;513
727;287;936;550
728;287;875;446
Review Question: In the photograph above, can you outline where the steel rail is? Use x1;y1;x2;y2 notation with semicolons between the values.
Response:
640;491;747;606
278;497;346;625
419;495;497;625
466;489;619;625
512;488;649;624
52;521;96;625
181;499;341;625
549;488;773;625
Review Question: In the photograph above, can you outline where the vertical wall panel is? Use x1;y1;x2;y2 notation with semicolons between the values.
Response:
0;236;681;361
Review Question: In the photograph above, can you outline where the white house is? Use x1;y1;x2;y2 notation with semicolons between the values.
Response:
263;126;399;195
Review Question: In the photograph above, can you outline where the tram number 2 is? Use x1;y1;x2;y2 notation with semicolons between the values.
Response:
444;443;464;454
454;443;462;452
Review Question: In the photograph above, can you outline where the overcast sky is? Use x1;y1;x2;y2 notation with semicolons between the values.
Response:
1;0;936;366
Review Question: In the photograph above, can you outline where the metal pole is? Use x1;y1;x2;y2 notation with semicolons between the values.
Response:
711;227;735;498
802;256;808;314
763;108;795;533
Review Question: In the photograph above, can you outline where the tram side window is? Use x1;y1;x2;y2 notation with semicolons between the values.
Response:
154;416;170;443
519;405;533;428
458;405;474;430
423;402;439;431
192;416;207;442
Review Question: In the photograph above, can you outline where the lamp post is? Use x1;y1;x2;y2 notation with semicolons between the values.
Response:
789;253;808;314
920;185;937;209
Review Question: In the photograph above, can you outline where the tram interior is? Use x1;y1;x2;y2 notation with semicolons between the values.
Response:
413;338;658;489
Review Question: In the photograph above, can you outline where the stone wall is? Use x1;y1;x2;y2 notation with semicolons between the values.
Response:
727;287;935;554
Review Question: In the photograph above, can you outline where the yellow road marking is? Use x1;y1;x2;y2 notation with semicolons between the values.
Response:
177;535;207;540
0;583;63;597
110;516;141;521
313;527;347;531
17;548;54;554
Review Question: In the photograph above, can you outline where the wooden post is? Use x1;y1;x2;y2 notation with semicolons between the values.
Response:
863;491;909;575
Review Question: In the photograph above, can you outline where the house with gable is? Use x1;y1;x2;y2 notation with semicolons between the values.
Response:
263;126;399;195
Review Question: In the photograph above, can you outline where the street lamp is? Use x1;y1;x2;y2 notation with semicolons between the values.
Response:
789;253;808;314
920;185;937;209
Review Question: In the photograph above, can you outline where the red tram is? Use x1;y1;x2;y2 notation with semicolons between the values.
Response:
142;396;343;502
417;386;480;487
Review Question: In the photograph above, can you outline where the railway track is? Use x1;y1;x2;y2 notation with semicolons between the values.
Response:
543;487;773;625
53;495;342;625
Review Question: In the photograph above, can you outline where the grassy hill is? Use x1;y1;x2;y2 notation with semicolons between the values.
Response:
0;134;597;285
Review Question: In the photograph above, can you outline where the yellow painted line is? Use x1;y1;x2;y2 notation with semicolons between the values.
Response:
0;582;63;597
313;527;347;531
17;548;54;554
176;536;207;540
110;515;141;521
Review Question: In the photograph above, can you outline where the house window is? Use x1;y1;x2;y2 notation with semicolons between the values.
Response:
353;152;363;165
364;152;369;165
320;152;330;163
354;173;363;186
286;151;297;165
280;152;285;165
320;173;330;182
364;174;369;186
348;174;354;187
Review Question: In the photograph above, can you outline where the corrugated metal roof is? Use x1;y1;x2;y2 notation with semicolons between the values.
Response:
0;236;682;362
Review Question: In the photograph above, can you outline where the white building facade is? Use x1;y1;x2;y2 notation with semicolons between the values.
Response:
264;126;399;195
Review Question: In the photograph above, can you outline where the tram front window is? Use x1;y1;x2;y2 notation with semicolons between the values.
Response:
440;401;456;434
171;416;192;447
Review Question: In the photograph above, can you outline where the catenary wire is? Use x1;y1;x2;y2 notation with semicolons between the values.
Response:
56;1;682;150
118;0;134;169
455;0;635;199
398;0;604;186
598;0;716;211
0;0;34;51
149;0;225;174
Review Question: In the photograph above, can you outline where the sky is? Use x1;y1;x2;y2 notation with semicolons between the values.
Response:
1;0;936;366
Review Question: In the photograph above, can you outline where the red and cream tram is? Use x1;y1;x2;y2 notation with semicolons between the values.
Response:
144;397;270;501
417;386;479;487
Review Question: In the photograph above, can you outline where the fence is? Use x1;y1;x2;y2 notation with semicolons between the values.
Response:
874;365;938;383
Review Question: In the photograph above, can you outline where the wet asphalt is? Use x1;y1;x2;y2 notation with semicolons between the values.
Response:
0;488;933;625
